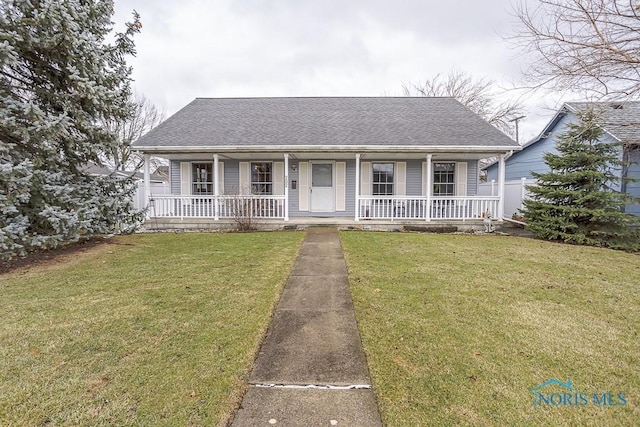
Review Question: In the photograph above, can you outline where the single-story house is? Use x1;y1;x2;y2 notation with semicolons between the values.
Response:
484;101;640;216
132;97;521;229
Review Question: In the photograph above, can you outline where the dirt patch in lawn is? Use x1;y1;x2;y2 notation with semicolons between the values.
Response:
0;237;109;275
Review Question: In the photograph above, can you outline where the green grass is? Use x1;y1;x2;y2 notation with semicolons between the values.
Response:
0;232;304;426
341;232;640;426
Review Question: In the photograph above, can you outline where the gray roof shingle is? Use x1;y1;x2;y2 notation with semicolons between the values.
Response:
133;97;519;150
565;101;640;143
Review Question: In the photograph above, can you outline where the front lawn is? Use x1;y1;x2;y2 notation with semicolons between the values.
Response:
0;232;303;426
341;232;640;426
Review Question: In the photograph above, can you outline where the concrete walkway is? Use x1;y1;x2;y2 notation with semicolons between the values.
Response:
231;227;382;427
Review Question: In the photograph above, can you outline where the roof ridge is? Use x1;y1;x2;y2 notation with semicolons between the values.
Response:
193;96;457;100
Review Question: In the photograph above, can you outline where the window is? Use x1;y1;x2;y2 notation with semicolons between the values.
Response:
373;163;394;195
192;163;213;194
433;162;455;195
251;162;272;194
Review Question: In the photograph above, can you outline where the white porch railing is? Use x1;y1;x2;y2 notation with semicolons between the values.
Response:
357;196;499;221
148;195;286;219
148;194;499;221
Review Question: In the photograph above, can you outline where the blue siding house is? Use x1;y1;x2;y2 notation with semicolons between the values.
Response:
485;102;640;215
132;97;521;228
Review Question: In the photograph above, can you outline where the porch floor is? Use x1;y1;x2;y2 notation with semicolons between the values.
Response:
141;216;497;232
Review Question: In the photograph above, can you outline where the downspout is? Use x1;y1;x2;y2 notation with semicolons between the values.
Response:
500;150;515;222
355;153;360;221
497;150;516;222
425;154;432;222
213;154;219;220
621;144;629;202
284;153;289;221
143;154;151;219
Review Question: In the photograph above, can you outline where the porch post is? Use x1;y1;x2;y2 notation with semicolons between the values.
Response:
284;153;289;221
355;153;361;221
425;154;432;222
498;153;506;220
143;154;151;218
213;154;219;220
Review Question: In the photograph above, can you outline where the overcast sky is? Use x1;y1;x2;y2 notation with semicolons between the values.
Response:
113;0;562;142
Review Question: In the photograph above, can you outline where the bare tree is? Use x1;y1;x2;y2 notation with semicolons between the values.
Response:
403;70;524;138
511;0;640;99
102;93;165;171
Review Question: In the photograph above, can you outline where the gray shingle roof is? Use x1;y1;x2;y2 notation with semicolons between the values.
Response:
133;97;519;150
565;101;640;143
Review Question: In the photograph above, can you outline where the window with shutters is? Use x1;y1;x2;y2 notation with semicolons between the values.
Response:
372;163;394;195
433;162;455;195
251;162;273;195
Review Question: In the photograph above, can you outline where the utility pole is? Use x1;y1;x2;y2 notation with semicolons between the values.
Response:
509;115;526;144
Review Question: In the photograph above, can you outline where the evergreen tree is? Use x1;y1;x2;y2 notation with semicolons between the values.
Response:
521;109;640;251
0;0;142;259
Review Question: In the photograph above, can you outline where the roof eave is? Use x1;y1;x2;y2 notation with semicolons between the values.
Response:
132;144;522;154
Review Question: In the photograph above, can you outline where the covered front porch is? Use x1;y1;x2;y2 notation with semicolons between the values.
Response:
141;150;509;225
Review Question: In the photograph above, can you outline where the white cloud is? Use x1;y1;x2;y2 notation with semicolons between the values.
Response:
113;0;561;141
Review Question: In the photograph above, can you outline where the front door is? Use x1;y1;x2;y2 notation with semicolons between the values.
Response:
310;162;335;212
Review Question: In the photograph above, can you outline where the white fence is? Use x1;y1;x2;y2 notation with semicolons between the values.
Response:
478;178;535;219
134;181;170;212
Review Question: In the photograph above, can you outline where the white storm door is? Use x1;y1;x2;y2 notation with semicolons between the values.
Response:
310;162;335;212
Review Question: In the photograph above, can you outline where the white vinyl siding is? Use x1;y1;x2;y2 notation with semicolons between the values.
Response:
336;161;346;211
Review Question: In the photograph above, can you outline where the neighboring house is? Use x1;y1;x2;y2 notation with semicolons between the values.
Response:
484;102;640;216
84;163;170;212
131;97;520;228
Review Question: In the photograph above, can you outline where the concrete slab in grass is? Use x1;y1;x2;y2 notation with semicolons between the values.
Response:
249;309;370;385
291;254;347;277
298;242;345;258
231;387;382;427
278;276;353;312
301;227;343;243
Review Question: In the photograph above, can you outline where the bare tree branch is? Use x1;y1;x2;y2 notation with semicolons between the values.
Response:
101;93;165;172
403;70;524;138
510;0;640;98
